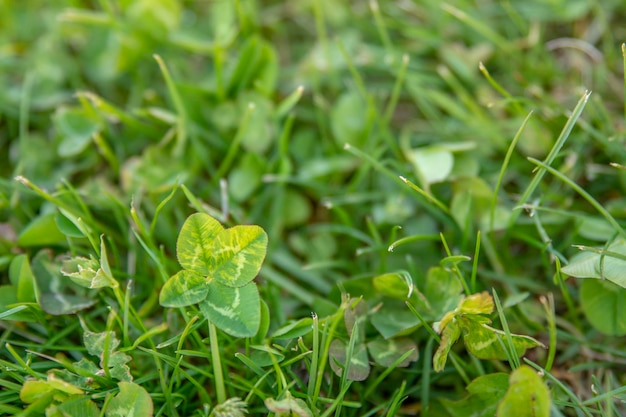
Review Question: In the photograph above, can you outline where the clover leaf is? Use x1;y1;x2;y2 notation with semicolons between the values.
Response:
160;213;268;338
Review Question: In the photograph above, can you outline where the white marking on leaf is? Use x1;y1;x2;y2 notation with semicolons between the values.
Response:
205;301;236;319
470;336;497;352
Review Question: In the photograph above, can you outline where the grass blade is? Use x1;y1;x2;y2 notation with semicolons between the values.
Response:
510;90;591;227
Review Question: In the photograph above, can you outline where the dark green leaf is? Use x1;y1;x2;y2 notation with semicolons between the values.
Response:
367;337;418;368
371;301;421;339
329;339;370;381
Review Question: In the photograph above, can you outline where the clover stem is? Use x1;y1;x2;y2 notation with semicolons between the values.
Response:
209;321;227;404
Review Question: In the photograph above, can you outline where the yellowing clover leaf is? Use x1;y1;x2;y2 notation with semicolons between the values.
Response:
176;213;225;276
433;292;544;372
159;270;208;308
209;224;268;287
159;213;268;338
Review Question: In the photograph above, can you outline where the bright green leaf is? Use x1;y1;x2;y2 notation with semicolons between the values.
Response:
373;273;412;300
177;213;224;275
20;374;83;406
209;0;235;40
17;213;67;247
200;282;260;338
449;151;480;179
20;380;55;404
45;373;84;395
409;147;454;184
458;291;494;315
105;382;154;417
496;365;550;417
210;225;268;287
422;267;463;320
580;279;626;336
55;212;84;238
159;270;209;308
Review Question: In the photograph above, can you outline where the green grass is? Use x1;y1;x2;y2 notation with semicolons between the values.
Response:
2;0;626;415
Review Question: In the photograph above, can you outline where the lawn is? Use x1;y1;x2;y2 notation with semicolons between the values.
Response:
2;0;626;416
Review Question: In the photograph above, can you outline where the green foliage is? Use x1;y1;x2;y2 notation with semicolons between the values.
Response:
3;0;626;415
16;328;152;416
434;292;544;372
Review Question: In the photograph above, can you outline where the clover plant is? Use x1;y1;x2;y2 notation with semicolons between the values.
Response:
159;212;268;337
